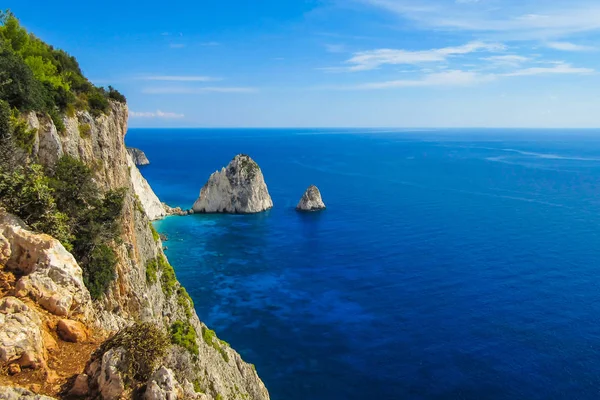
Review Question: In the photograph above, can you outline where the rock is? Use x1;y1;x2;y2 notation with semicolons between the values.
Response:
163;203;192;217
144;367;183;400
128;153;167;220
0;386;57;399
69;374;90;397
192;154;273;214
8;363;21;375
0;211;93;320
95;347;127;400
296;185;326;211
127;147;150;166
0;297;44;368
56;319;87;343
0;232;10;266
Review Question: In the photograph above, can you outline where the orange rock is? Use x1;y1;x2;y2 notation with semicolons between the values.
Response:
8;363;20;375
57;319;88;343
42;330;58;353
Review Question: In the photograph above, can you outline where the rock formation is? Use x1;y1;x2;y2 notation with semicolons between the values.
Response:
0;103;270;399
296;185;326;211
127;147;150;166
192;154;273;214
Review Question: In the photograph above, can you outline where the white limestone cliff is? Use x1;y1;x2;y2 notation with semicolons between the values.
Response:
192;154;273;214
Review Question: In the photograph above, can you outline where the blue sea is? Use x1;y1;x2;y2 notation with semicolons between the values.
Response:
126;128;600;400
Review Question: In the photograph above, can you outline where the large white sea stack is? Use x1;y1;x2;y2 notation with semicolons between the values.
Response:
296;185;326;211
192;154;273;214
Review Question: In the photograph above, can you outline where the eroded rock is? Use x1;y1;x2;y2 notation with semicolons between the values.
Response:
296;185;326;211
57;319;88;343
0;297;44;368
192;154;273;214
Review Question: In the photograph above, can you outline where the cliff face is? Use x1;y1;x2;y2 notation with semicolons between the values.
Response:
192;155;273;214
126;148;150;166
0;104;270;400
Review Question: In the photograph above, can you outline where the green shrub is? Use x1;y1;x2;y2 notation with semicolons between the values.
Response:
87;88;109;117
177;287;194;318
107;85;126;103
48;109;65;134
78;123;91;138
146;258;158;284
84;244;117;300
201;326;229;362
160;256;177;297
10;109;36;153
95;322;170;384
170;320;199;356
149;222;159;242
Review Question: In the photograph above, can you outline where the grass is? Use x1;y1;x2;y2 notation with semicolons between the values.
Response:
149;222;160;242
78;123;91;138
201;326;230;362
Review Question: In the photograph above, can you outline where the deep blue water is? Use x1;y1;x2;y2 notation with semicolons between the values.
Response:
126;128;600;400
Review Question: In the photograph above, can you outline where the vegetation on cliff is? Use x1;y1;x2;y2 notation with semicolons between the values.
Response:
0;10;125;117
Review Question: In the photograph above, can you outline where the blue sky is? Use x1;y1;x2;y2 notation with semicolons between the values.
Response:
11;0;600;127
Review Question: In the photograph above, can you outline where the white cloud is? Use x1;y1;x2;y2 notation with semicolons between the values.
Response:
142;87;258;94
359;0;600;40
337;41;504;71
352;70;492;88
546;41;595;51
129;110;185;119
482;54;530;67
503;62;594;76
138;75;220;82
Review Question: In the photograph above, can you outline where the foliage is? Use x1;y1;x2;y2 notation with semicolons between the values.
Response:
48;109;65;134
0;10;125;121
84;243;117;300
0;163;73;248
9;109;36;153
170;320;199;356
146;258;158;284
149;222;160;242
201;326;229;362
95;322;170;384
160;255;177;297
78;123;91;138
177;287;194;319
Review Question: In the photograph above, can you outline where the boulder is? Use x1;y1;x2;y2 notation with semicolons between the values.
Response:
57;319;88;343
0;297;44;368
0;386;57;399
0;211;93;320
192;154;273;214
144;367;183;400
296;185;326;211
69;374;90;397
127;147;150;166
95;347;127;400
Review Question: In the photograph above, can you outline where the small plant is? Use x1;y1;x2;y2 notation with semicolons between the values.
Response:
160;256;177;297
95;322;169;384
177;287;194;318
146;258;158;284
149;222;160;242
170;320;199;356
9;110;36;154
78;123;91;138
48;109;65;134
201;326;230;362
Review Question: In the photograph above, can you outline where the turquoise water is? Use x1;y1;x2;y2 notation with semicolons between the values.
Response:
127;128;600;400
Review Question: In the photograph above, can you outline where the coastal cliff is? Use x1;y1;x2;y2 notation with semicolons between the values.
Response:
0;102;270;400
0;16;270;395
127;147;150;166
192;155;273;214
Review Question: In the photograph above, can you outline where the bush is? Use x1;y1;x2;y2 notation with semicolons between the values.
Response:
78;123;91;138
170;320;199;356
149;222;159;242
201;326;229;362
10;109;36;153
159;255;177;297
48;109;65;134
107;85;126;103
87;88;109;117
84;244;117;300
0;164;73;248
177;287;194;318
146;258;158;284
95;322;170;384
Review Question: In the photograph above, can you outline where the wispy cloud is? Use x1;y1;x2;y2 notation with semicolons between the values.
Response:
504;62;594;76
358;0;600;40
129;110;184;119
482;54;530;67
329;41;504;71
142;87;258;94
546;41;596;51
137;75;220;82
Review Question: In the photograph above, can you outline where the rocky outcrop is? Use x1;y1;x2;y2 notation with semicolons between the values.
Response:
128;153;167;220
296;185;326;211
0;297;44;369
192;154;273;214
0;211;94;321
15;104;271;399
127;147;150;166
163;204;193;217
0;386;57;399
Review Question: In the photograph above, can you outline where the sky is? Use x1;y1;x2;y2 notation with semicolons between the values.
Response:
10;0;600;128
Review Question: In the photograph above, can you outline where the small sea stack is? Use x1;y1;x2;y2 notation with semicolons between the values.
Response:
296;185;326;211
127;147;150;166
192;154;273;214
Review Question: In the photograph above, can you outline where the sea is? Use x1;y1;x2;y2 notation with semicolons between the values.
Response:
126;128;600;400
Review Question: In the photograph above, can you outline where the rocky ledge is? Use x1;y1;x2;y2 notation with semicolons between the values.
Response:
126;147;150;166
192;155;273;214
296;185;326;211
